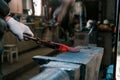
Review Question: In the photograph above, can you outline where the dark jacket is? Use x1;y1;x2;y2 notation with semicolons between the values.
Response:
0;0;10;41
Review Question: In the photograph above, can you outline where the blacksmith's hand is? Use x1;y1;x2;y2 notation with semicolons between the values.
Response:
5;16;34;41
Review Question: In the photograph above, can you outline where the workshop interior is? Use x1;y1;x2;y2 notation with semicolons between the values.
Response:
1;0;120;80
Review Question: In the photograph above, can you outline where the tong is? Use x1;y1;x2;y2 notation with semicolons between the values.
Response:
23;34;80;53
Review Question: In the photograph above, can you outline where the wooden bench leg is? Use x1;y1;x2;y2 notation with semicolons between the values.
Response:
16;52;18;61
10;52;13;63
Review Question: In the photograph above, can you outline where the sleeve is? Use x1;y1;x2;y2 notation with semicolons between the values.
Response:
0;18;7;41
4;0;11;3
0;0;10;17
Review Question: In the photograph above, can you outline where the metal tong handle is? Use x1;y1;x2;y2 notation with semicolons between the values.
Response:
23;33;50;45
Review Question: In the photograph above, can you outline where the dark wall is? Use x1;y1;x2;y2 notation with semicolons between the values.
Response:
85;1;99;20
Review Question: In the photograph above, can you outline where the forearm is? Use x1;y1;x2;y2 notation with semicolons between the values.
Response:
5;16;11;22
57;5;67;23
57;0;75;23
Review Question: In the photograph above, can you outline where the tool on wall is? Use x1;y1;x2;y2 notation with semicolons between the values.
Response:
23;34;80;53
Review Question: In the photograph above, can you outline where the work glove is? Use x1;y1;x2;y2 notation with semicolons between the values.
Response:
6;17;34;41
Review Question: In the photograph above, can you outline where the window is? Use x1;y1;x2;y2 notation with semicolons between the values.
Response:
33;0;42;16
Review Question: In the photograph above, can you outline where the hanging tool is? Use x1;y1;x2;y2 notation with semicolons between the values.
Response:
23;34;80;53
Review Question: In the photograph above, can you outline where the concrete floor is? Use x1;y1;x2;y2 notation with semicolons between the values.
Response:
14;66;40;80
2;47;55;80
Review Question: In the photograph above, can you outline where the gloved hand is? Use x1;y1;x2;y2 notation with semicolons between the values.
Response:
6;17;34;40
